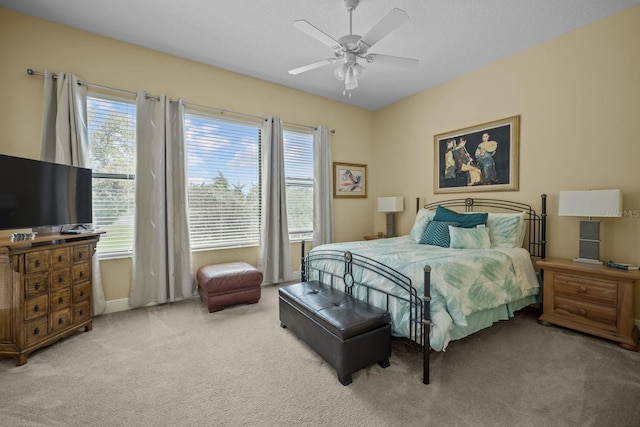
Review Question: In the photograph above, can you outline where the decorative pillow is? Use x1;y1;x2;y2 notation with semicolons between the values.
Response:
409;209;436;242
433;205;488;228
486;212;526;248
419;221;460;247
449;226;491;249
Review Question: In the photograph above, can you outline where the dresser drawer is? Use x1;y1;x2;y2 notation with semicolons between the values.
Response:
51;270;71;290
24;294;48;321
554;295;617;331
51;288;71;311
73;245;90;263
24;317;48;346
49;308;72;333
73;301;91;323
25;251;49;274
24;273;49;298
51;247;71;269
554;273;617;306
73;282;91;303
72;263;91;283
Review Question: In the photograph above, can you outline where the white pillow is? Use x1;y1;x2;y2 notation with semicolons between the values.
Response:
449;226;491;249
486;212;526;248
409;209;436;242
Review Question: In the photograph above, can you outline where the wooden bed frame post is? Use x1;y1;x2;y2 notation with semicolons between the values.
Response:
423;265;431;385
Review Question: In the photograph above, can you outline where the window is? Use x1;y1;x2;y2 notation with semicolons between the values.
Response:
283;129;314;241
87;95;136;258
87;98;314;254
185;112;261;250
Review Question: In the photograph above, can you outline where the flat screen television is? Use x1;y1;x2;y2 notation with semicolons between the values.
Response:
0;154;92;231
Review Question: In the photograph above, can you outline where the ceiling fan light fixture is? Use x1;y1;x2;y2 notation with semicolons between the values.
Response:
344;67;358;90
352;62;366;79
333;63;348;81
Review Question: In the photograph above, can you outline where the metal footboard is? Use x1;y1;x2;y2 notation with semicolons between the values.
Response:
301;241;433;384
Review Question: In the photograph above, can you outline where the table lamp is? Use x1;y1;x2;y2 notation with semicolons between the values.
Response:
378;196;404;237
558;189;622;265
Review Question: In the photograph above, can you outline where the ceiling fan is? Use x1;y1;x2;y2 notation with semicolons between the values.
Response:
288;0;419;96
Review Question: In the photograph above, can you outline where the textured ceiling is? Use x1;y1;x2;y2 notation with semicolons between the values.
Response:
2;0;639;110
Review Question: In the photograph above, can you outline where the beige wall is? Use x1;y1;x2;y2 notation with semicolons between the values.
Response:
2;6;640;317
0;9;375;302
372;5;640;316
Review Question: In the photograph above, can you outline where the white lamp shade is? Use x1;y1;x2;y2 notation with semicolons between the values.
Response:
558;189;622;218
378;196;404;213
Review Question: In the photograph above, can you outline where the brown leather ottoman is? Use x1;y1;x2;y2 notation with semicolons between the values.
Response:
196;262;262;312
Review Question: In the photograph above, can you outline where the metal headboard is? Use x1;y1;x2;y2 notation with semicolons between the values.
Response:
419;194;547;258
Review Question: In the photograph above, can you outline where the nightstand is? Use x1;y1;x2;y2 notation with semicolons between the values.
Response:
537;258;640;351
363;235;393;240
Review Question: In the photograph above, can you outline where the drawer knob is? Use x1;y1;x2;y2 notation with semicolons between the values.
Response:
79;309;84;316
79;271;85;277
58;297;64;304
33;327;40;335
34;305;40;312
80;290;85;297
58;255;63;262
78;252;84;258
59;276;64;283
578;286;587;293
35;282;41;290
579;308;587;316
35;260;41;267
58;317;64;324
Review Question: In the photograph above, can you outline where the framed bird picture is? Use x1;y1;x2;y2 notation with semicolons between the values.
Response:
333;162;367;198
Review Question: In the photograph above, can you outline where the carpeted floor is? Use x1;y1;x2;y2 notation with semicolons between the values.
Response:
1;284;639;427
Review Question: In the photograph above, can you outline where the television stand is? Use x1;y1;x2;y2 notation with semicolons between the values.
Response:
0;232;103;365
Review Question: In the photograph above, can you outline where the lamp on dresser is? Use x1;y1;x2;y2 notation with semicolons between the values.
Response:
378;196;404;237
558;189;622;265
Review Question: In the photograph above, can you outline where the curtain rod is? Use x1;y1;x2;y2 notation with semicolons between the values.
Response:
27;68;136;97
26;68;334;133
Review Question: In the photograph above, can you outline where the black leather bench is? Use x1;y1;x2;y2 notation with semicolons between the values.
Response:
279;281;392;386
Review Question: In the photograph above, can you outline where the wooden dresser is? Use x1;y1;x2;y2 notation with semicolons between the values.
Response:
0;232;101;365
537;258;640;351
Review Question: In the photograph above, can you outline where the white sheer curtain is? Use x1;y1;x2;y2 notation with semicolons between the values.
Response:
129;91;194;306
312;126;333;247
258;117;293;284
40;69;106;315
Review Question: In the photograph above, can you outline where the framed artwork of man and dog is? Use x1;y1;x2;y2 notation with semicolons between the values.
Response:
434;115;519;194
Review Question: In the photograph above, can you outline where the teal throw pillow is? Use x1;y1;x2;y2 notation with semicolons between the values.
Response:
419;221;460;247
433;205;488;228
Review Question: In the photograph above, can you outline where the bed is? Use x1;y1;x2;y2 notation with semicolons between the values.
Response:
301;195;547;384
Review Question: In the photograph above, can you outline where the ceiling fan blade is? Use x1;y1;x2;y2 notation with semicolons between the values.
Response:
359;8;409;51
293;20;342;51
364;53;419;69
288;58;337;75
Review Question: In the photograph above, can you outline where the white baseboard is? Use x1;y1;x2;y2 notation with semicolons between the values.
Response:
100;294;199;315
102;298;136;314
